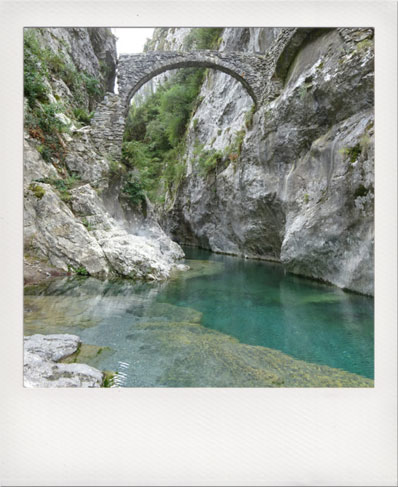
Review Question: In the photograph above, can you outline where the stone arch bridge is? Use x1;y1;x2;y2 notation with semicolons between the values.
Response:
91;28;319;157
116;28;317;110
118;50;267;108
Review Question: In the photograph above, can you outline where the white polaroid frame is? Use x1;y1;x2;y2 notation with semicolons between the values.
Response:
0;1;396;485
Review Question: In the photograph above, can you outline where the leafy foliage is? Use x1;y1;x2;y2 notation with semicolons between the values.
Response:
245;104;256;130
73;107;93;125
122;29;225;203
183;28;224;50
339;144;362;163
75;266;89;276
122;67;205;202
81;217;94;231
121;173;147;206
24;29;103;164
197;149;223;174
68;264;90;276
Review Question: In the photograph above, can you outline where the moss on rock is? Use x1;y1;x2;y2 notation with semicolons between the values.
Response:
60;343;114;367
127;318;373;387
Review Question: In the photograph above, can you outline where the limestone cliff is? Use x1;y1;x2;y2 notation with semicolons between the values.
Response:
23;27;374;296
23;28;184;284
150;28;374;295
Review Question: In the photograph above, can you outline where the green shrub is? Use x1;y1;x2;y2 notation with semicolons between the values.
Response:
122;140;151;169
34;175;79;202
122;67;206;203
102;371;117;387
24;30;49;107
183;28;224;50
73;107;93;125
68;264;90;276
197;149;223;174
75;266;89;276
28;183;45;199
81;73;103;98
81;217;94;231
122;173;146;206
24;29;104;165
59;191;71;203
339;144;361;163
245;104;256;130
234;129;246;156
24;30;71;164
106;155;126;177
36;144;52;162
354;185;369;198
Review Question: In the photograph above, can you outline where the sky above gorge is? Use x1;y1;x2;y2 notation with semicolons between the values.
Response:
112;28;155;54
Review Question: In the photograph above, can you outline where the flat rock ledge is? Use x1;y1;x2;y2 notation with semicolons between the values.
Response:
24;334;103;388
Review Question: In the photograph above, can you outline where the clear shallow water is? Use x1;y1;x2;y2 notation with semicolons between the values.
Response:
24;247;374;386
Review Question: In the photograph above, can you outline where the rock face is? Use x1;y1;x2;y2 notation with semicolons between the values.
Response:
24;334;104;387
24;28;184;282
152;27;374;295
24;27;374;295
31;28;117;109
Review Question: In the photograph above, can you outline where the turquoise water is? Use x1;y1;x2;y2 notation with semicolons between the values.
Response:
24;247;374;386
176;248;374;378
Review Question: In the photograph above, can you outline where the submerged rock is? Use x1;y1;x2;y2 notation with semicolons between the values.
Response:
127;320;373;387
170;259;224;280
24;295;101;335
24;334;104;387
132;302;203;323
60;343;114;367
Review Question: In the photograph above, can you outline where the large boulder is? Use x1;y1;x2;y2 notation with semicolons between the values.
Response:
24;334;104;388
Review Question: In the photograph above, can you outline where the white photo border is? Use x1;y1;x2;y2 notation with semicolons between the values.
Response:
0;1;396;485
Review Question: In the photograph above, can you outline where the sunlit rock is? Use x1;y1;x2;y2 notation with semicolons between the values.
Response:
24;334;104;388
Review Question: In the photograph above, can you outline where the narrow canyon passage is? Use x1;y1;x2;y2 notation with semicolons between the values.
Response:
23;27;374;388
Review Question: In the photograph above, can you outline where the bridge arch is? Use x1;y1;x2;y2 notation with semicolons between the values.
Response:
123;60;257;108
117;50;269;111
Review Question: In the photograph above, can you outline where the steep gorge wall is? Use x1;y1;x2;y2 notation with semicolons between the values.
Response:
24;28;183;284
23;27;375;296
151;28;374;295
